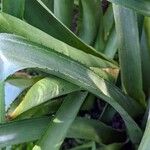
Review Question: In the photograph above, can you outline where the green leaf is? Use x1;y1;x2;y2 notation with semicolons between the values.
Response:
103;4;114;42
100;105;116;124
108;0;150;17
78;0;100;45
145;17;150;52
33;91;87;150
14;97;63;120
0;12;118;80
10;76;80;118
0;117;125;148
0;34;143;144
5;76;42;108
15;94;94;120
24;0;111;61
6;75;41;88
104;27;118;59
137;15;144;37
5;74;45;115
141;29;150;91
94;1;105;52
0;81;5;123
138;96;150;150
2;0;25;18
54;0;74;28
7;89;29;119
41;0;54;12
113;4;146;107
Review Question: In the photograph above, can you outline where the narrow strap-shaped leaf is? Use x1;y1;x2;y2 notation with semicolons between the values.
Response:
10;77;80;118
100;104;116;124
138;96;150;150
108;0;150;17
0;34;143;144
137;15;144;38
15;95;93;120
141;18;150;91
0;13;118;82
0;117;125;148
24;0;111;61
14;98;63;120
33;91;87;150
0;34;141;117
65;117;126;144
78;0;100;45
0;13;118;73
103;4;114;42
104;27;118;59
113;4;146;107
0;81;5;123
41;0;54;12
7;76;40;87
145;17;150;51
54;0;74;28
1;0;25;18
94;1;105;52
5;76;41;110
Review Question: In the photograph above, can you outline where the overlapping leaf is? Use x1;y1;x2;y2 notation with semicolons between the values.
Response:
2;0;25;18
78;0;100;45
24;0;108;60
0;116;125;148
10;76;80;118
0;12;118;82
108;0;150;17
0;34;143;144
33;91;87;150
113;5;146;107
54;0;74;28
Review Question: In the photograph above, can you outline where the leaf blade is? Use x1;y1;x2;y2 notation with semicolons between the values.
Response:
11;76;80;118
108;0;150;17
54;0;74;28
0;34;143;144
2;0;25;18
113;4;146;106
33;91;87;150
0;117;125;148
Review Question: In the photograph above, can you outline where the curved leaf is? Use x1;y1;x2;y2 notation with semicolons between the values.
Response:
24;0;110;61
14;98;63;120
11;76;80;118
0;117;125;148
0;12;118;78
5;76;41;110
0;34;143;144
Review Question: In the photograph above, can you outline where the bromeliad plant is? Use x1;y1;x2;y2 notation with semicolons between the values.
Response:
0;0;150;149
